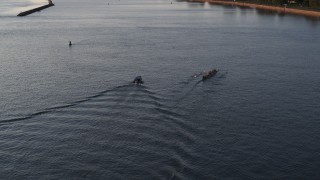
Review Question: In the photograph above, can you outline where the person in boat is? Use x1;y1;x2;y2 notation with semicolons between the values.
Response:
69;41;72;46
202;69;218;80
133;76;144;84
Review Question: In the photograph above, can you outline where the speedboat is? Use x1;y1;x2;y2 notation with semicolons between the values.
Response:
202;69;218;80
133;76;144;84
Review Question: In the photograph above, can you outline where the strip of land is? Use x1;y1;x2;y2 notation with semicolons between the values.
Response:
190;0;320;17
17;1;54;17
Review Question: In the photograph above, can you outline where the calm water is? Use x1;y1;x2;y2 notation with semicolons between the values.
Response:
1;0;320;179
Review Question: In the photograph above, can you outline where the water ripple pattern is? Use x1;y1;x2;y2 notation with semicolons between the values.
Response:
1;0;320;179
0;84;203;179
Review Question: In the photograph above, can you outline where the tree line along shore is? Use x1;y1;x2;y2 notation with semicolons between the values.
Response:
190;0;320;8
234;0;320;8
187;0;320;17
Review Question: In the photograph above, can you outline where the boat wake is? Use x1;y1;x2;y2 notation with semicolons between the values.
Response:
0;72;227;179
1;80;204;179
0;84;132;125
1;70;227;125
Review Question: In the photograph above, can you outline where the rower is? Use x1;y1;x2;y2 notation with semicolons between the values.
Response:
133;76;144;84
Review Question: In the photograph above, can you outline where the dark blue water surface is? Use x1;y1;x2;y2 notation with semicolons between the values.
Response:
1;0;320;179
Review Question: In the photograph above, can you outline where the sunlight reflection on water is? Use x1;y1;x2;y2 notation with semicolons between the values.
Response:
0;0;47;15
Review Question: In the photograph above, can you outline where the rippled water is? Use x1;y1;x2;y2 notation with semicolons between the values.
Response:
1;0;320;179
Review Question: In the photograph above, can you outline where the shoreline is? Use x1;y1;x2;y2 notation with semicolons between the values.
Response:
190;0;320;18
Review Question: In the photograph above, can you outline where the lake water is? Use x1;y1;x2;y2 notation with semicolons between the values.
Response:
1;0;320;179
